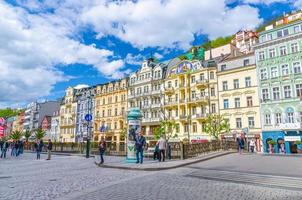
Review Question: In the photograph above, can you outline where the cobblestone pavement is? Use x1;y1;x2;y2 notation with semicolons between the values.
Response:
1;153;302;200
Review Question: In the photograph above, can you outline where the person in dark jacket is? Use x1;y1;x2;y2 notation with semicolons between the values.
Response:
237;133;245;154
0;140;3;151
35;140;44;160
153;144;159;160
1;141;9;158
99;138;106;164
135;132;146;164
46;139;53;160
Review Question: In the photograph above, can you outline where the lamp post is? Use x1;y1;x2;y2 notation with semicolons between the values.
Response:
85;91;94;158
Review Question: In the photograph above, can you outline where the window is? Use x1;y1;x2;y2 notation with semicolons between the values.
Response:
281;64;289;76
115;108;118;116
210;72;214;79
191;76;196;83
284;86;291;98
287;112;294;123
260;68;267;80
245;77;251;87
174;80;178;87
168;81;172;88
283;29;289;36
293;62;301;74
211;104;216;113
210;88;215;96
222;81;228;91
248;117;255;128
300;112;302;123
243;59;249;66
192;107;196;115
269;49;276;58
200;73;205;80
221;64;227;71
280;46;287;56
247;96;253;107
233;79;239;89
296;84;302;97
265;114;271;125
262;89;269;101
275;113;282;125
223;99;229;109
271;67;278;78
235;98;240;108
273;87;280;100
294;25;300;33
184;123;189;132
267;34;272;40
192;122;197;133
277;30;283;38
236;118;242;128
259;51;265;60
291;43;299;53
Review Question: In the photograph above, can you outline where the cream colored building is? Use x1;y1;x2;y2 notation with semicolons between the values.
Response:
59;87;77;142
217;53;262;145
164;58;221;142
94;79;127;151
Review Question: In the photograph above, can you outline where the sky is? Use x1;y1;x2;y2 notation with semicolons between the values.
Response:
0;0;298;108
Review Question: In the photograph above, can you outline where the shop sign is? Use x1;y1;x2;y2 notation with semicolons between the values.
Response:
284;136;301;142
279;123;302;130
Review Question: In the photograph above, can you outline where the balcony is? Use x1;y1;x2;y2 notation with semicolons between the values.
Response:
196;79;209;88
195;113;208;120
151;103;161;108
164;100;178;107
142;118;160;123
180;115;187;121
142;104;151;109
179;83;187;90
164;87;175;94
151;90;161;95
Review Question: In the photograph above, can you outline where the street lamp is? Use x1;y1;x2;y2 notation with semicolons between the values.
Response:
85;91;94;158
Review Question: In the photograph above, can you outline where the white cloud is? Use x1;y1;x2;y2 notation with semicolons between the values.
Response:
81;0;263;49
125;53;144;65
0;1;127;106
242;0;288;4
154;52;164;60
294;0;302;8
74;84;89;89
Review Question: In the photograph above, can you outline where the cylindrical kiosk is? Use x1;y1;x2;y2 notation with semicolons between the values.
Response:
127;108;142;163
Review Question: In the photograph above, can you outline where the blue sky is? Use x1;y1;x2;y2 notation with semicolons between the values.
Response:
0;0;297;108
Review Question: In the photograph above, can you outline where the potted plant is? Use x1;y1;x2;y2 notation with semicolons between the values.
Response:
267;140;277;154
294;141;302;153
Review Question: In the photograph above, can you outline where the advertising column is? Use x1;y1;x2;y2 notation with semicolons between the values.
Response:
126;108;142;163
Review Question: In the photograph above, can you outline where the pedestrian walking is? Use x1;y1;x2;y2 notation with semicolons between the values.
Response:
250;139;255;153
46;139;53;160
237;134;245;154
135;132;146;164
98;138;106;164
157;136;166;162
35;140;44;160
153;144;159;160
1;141;9;158
0;140;3;152
11;141;16;156
15;141;20;157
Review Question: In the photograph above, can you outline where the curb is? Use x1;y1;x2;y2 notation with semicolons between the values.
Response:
95;151;236;171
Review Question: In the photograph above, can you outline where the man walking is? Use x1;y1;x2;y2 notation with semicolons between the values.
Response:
46;139;53;160
98;138;106;164
157;136;166;162
135;132;146;164
1;141;9;158
250;139;255;153
35;140;44;160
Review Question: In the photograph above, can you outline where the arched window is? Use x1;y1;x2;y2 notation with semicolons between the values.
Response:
286;107;295;123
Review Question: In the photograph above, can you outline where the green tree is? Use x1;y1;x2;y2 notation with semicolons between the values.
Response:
204;114;230;140
34;129;46;140
120;127;127;141
10;130;23;141
24;130;32;142
154;120;178;142
0;108;19;119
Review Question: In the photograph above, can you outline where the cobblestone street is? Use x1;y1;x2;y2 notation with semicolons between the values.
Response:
1;153;302;200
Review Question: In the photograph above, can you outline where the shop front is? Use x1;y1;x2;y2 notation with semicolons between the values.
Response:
262;131;302;154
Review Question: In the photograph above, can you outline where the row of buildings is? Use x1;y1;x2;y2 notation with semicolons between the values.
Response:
2;10;302;154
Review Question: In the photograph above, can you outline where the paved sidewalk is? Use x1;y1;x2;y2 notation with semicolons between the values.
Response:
95;150;236;171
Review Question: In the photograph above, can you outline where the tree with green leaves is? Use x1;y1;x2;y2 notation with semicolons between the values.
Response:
34;129;46;140
120;127;127;141
24;130;32;142
204;114;230;140
10;130;23;141
0;108;19;119
154;120;179;142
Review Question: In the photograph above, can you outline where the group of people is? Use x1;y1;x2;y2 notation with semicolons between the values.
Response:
0;140;24;159
236;133;256;154
34;139;53;160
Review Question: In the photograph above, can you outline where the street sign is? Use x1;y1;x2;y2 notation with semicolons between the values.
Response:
85;114;92;122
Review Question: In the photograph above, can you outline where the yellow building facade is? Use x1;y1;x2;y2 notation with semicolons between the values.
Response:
164;58;220;142
94;79;128;151
59;87;77;142
217;53;262;148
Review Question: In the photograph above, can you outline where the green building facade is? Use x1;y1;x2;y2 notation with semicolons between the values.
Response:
254;19;302;154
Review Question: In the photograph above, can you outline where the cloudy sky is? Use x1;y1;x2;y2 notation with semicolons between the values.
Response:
0;0;297;108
